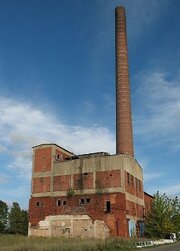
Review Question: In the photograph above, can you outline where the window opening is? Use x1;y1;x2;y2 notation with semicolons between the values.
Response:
83;172;88;175
139;180;141;191
63;201;66;205
80;198;85;205
57;200;61;207
56;154;63;161
86;198;91;203
127;173;130;184
131;175;134;186
106;201;111;213
36;202;41;207
136;178;138;189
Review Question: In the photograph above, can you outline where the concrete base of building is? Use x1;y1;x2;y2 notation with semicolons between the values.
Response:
28;214;110;239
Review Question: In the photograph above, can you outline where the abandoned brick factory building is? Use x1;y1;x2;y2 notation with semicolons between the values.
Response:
28;6;153;238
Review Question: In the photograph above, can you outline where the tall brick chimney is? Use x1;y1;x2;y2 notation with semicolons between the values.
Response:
115;6;134;157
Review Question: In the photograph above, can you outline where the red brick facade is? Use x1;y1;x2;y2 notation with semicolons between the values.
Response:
34;147;52;172
73;173;94;190
29;192;128;237
29;144;147;238
126;200;144;218
53;175;71;191
124;171;143;199
96;170;121;189
144;192;154;216
33;177;51;193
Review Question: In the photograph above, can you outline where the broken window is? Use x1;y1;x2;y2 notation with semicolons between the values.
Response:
86;198;91;203
136;178;138;190
131;175;134;186
55;154;63;161
57;200;61;206
36;201;41;207
106;201;111;213
80;198;85;205
127;173;130;185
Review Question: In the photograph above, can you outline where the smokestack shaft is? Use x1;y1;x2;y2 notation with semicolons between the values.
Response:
115;6;134;157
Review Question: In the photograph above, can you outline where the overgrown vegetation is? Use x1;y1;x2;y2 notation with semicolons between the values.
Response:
145;191;180;238
0;200;28;235
66;187;75;198
0;235;137;251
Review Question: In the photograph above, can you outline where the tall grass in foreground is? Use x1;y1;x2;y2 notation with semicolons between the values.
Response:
0;235;137;251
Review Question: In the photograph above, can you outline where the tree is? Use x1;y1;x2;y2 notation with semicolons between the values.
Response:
171;196;180;233
20;210;28;235
8;202;28;235
145;191;180;238
0;200;8;233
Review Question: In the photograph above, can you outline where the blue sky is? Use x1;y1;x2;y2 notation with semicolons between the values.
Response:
0;0;179;209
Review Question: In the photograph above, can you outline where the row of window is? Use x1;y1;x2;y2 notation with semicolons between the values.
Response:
35;199;111;213
126;173;142;191
56;198;91;207
57;200;66;206
35;197;91;208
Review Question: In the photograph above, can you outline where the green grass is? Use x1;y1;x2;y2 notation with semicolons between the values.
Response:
0;235;137;251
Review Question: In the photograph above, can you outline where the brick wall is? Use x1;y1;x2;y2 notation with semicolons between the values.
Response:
34;147;52;172
33;145;74;173
53;175;71;191
32;177;51;193
144;192;153;215
136;203;144;218
73;172;93;190
29;192;129;237
124;171;143;198
96;170;121;189
126;200;144;218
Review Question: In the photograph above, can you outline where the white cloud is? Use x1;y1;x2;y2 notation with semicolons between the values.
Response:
134;71;180;148
0;96;115;180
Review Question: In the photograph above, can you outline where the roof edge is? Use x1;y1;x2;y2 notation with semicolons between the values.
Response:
32;143;74;155
144;191;154;198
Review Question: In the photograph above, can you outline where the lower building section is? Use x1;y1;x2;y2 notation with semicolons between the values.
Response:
29;191;145;238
